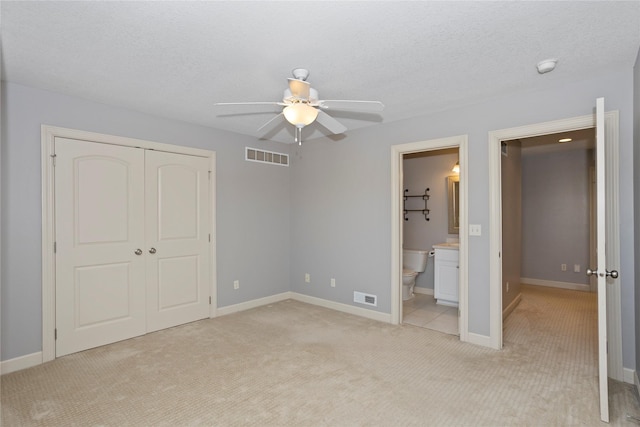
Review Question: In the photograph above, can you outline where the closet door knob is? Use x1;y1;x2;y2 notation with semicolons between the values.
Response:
149;247;157;254
135;249;143;255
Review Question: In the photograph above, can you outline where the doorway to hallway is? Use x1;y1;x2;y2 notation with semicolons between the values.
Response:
501;128;596;324
489;113;622;376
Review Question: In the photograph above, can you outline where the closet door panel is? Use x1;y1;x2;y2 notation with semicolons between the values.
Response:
145;150;210;332
55;138;146;357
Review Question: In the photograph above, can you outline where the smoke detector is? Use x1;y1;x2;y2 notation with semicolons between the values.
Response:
537;59;558;74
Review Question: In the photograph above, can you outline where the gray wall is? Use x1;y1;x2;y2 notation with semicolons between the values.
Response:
402;151;458;290
1;82;291;361
521;149;592;285
2;66;636;372
289;68;635;368
501;141;522;309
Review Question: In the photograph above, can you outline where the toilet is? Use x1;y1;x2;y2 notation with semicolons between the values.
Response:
402;249;430;301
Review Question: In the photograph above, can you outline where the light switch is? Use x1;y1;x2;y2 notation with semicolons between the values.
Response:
469;224;482;236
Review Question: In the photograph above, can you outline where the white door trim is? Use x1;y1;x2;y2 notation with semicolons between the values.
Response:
390;135;469;343
41;125;217;363
487;112;622;379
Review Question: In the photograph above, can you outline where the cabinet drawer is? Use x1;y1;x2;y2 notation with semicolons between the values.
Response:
434;248;458;262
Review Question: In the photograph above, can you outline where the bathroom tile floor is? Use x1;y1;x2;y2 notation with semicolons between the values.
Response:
402;293;459;336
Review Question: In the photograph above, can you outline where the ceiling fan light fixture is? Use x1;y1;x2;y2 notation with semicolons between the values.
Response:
283;103;318;127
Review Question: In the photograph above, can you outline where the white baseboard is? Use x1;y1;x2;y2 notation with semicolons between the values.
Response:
216;292;391;324
465;332;496;349
503;293;522;321
1;351;43;375
521;277;590;292
291;293;392;323
623;368;635;384
216;292;293;317
413;287;434;296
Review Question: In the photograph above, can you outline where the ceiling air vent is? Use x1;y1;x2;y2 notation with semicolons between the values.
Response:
245;147;289;167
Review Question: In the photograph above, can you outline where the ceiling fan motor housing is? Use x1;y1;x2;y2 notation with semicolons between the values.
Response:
284;88;319;103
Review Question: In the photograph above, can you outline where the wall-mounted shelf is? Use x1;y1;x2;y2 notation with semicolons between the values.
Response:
404;188;430;221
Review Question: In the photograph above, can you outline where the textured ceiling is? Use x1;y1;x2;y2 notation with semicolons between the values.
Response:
2;1;639;144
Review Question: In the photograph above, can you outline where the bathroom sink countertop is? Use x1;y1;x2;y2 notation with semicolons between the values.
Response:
433;242;459;250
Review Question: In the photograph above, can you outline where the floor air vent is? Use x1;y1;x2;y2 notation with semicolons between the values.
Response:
245;147;289;167
354;291;377;307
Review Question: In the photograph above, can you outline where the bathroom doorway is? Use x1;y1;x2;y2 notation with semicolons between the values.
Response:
402;148;459;335
390;135;469;343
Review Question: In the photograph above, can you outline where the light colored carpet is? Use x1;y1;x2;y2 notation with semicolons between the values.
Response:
2;285;639;426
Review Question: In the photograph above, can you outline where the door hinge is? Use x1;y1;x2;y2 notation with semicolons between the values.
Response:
51;154;57;166
54;242;57;253
209;296;212;305
209;233;211;242
208;170;212;180
54;328;57;340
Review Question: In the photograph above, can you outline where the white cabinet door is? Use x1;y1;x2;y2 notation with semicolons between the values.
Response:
434;249;459;306
145;151;211;332
55;138;146;357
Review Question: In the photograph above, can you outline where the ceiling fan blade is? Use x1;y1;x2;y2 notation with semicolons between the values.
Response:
257;113;285;133
287;78;310;100
315;110;347;134
215;101;283;107
318;100;384;112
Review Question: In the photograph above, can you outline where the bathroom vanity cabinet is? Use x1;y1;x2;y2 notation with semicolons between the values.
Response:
433;244;459;307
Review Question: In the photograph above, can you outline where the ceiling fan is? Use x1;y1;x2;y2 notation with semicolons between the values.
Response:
215;68;384;144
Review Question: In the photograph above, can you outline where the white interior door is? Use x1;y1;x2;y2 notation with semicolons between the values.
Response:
55;138;146;357
145;150;211;332
591;97;616;423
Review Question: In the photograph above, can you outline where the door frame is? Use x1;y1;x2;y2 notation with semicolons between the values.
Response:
390;135;469;343
487;111;623;379
41;125;217;363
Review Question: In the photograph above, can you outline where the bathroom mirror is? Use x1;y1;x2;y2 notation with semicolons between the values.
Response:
447;175;460;234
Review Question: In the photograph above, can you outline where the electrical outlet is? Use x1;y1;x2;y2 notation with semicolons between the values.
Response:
469;224;482;236
305;273;311;283
561;264;567;271
233;280;239;290
331;278;336;288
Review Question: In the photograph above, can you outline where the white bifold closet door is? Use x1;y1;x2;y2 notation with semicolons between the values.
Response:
55;138;210;357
